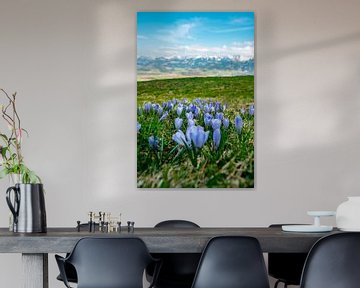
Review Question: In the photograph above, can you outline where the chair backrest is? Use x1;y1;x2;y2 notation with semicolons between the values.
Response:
191;236;270;288
155;220;200;228
268;224;308;285
150;220;201;286
300;232;360;288
66;237;154;288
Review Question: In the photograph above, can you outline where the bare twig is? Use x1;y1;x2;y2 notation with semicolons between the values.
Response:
0;88;24;166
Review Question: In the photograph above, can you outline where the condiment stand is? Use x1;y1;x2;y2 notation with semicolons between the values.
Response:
282;211;336;232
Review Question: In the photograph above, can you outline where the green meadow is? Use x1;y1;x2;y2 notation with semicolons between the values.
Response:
137;76;254;107
137;76;254;188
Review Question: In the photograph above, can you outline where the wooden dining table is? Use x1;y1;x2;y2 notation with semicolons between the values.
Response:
0;226;339;288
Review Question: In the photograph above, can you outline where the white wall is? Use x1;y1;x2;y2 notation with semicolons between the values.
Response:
0;0;360;287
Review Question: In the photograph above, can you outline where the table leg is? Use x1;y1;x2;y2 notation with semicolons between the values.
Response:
22;253;48;288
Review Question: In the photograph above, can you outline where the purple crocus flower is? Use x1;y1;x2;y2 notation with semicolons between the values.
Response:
163;101;173;110
193;106;200;117
189;104;199;116
214;101;221;112
186;126;194;144
188;119;195;127
223;118;230;129
175;118;183;130
235;115;243;134
137;122;141;133
159;111;168;121
172;130;189;146
204;104;210;113
189;104;195;113
213;128;221;150
156;106;163;116
167;101;174;110
176;105;183;116
211;119;221;130
148;136;159;150
204;113;213;127
194;98;202;106
240;107;246;114
189;126;209;148
144;103;152;113
215;112;224;120
249;105;255;116
186;112;194;120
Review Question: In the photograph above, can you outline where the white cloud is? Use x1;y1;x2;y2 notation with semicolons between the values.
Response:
209;26;254;34
137;35;148;40
231;17;253;25
157;21;197;43
174;23;195;39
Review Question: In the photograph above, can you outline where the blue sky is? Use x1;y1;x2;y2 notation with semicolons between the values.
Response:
137;12;254;60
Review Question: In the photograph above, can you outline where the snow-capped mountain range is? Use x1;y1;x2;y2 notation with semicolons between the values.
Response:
137;56;254;80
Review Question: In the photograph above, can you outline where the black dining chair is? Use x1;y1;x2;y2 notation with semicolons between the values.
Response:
55;237;161;288
268;224;308;288
191;236;270;288
56;223;99;284
300;232;360;288
146;220;201;288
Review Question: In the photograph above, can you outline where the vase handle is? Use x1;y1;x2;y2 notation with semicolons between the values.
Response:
6;186;20;224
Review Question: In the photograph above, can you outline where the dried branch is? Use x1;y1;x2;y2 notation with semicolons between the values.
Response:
0;88;40;183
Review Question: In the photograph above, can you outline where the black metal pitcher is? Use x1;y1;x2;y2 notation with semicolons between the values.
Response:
6;183;47;233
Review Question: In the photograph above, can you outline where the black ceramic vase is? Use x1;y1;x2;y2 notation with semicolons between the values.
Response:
6;183;47;233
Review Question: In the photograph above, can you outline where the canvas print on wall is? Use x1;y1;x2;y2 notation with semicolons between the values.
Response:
137;12;254;188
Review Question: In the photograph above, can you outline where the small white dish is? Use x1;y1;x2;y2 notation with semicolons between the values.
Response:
282;225;333;233
307;211;336;217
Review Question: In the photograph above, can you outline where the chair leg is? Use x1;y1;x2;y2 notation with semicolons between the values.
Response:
274;280;289;288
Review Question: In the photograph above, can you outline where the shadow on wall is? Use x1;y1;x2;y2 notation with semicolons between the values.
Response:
263;31;360;62
259;9;360;210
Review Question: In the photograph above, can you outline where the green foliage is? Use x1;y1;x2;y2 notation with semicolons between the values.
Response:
0;163;41;184
137;76;254;188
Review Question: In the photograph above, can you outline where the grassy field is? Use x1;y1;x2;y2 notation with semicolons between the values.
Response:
137;76;254;188
138;76;254;107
